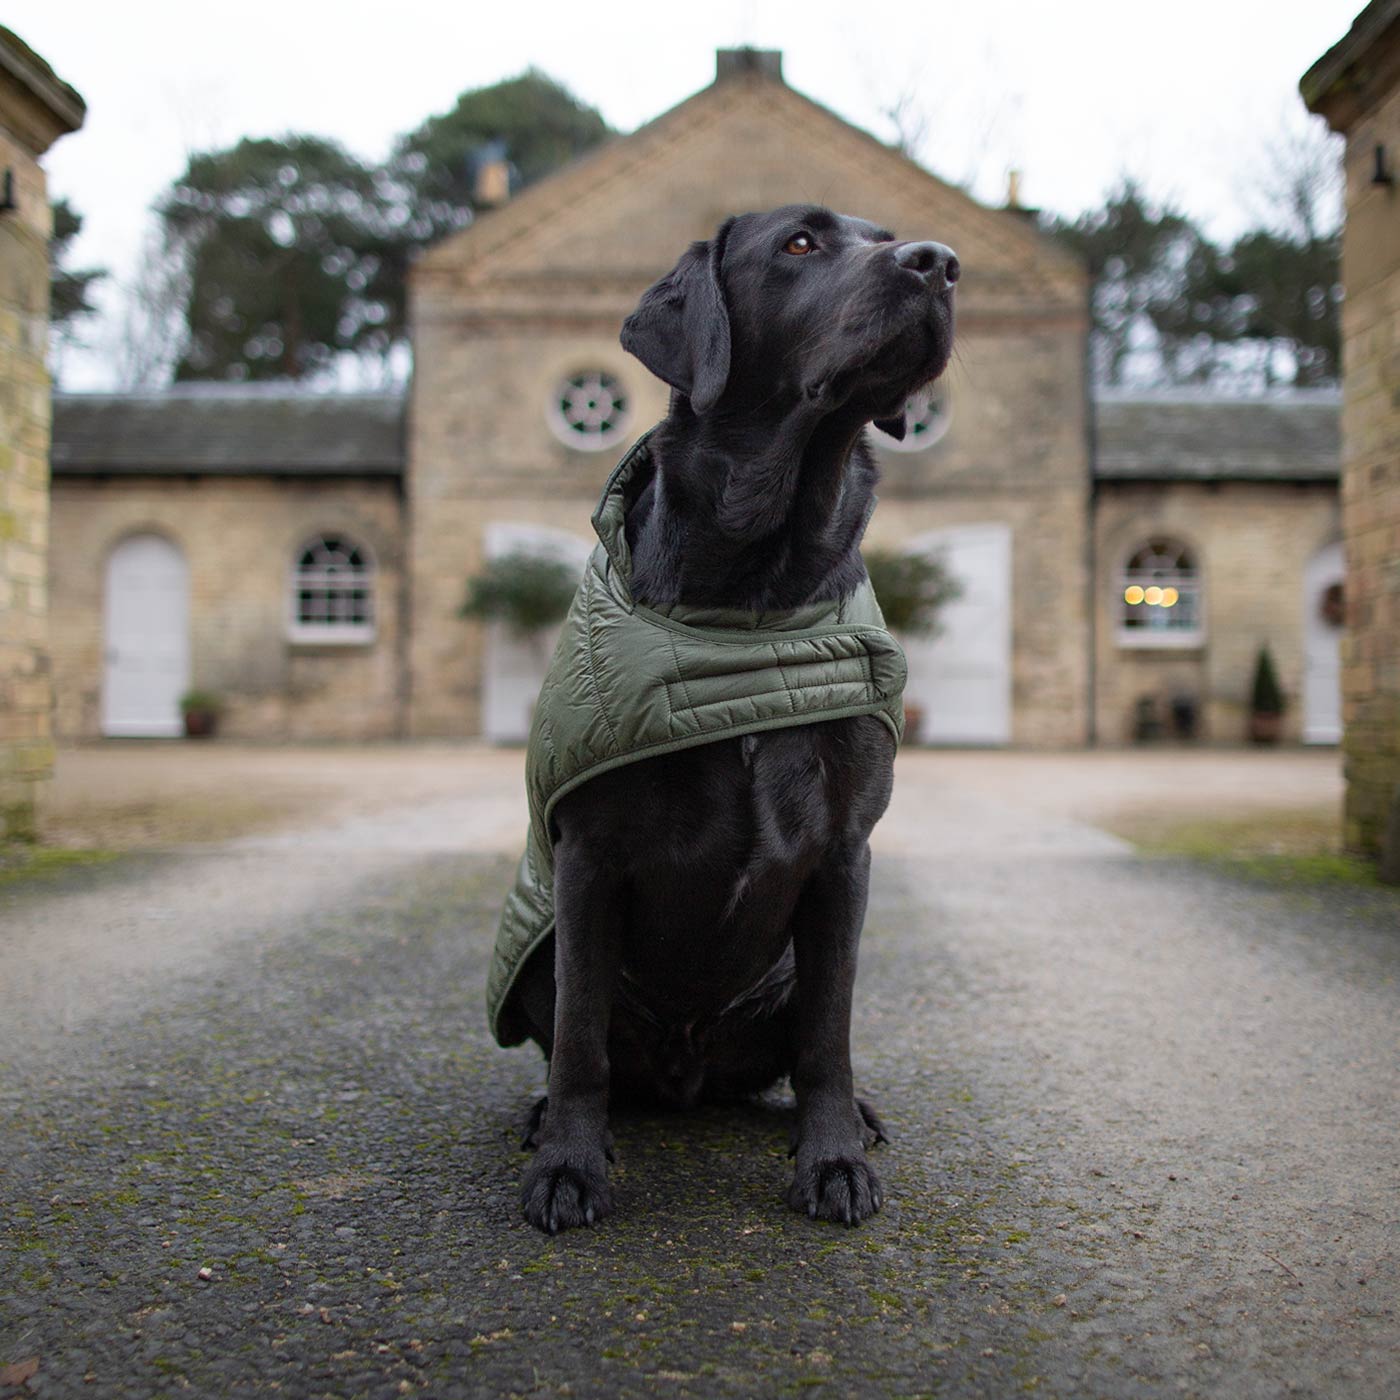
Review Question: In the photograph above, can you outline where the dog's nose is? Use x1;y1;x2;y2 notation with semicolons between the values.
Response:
894;241;960;291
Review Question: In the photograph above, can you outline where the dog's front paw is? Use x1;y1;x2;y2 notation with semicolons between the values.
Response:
787;1154;883;1226
521;1145;612;1234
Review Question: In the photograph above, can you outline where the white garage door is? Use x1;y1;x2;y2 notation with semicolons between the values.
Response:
103;533;190;738
482;523;593;743
900;523;1012;746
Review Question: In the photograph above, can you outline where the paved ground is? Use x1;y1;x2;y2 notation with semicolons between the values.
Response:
2;746;1396;1398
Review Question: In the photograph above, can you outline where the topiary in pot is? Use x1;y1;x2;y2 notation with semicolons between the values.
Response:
862;547;963;743
459;551;580;639
1248;644;1285;745
179;689;223;739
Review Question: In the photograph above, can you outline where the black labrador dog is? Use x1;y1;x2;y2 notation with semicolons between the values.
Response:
512;204;957;1232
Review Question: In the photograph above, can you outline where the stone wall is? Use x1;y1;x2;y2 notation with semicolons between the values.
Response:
1337;80;1400;855
48;476;406;741
1094;480;1342;745
0;36;82;837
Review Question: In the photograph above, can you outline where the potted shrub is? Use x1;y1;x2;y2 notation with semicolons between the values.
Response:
861;547;962;743
1247;645;1286;744
459;550;580;639
179;689;223;739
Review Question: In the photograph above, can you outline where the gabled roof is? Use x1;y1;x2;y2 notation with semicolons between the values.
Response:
51;388;405;476
1301;0;1400;130
413;51;1083;308
1094;390;1340;482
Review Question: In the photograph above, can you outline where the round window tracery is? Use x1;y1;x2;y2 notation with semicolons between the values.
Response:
548;370;631;450
878;382;951;453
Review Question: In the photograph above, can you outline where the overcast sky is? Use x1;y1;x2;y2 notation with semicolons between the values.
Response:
14;0;1360;389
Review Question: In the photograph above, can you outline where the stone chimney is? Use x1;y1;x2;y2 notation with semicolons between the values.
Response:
473;138;512;208
716;48;784;83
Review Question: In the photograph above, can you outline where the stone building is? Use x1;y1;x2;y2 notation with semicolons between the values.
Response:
406;48;1091;746
1304;1;1400;872
48;390;404;740
0;28;83;838
1092;392;1342;746
45;51;1345;752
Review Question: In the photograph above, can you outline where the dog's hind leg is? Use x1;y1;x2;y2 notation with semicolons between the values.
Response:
785;842;885;1225
520;1096;548;1151
519;839;622;1233
856;1097;890;1147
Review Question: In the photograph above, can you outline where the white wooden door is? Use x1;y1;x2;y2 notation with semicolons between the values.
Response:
900;524;1012;745
482;524;592;742
1302;541;1344;745
103;534;190;738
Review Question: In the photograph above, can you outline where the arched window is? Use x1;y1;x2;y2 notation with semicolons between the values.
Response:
289;535;375;643
1118;538;1202;646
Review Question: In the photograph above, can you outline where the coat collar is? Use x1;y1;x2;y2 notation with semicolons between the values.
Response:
590;428;879;633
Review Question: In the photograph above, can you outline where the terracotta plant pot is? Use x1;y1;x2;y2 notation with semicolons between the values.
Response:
1248;711;1282;745
902;703;924;745
183;709;219;739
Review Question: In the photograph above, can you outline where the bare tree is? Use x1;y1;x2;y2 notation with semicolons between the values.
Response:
114;227;191;390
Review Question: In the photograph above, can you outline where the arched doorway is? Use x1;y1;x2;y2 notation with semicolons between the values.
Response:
481;523;592;742
102;533;190;737
900;523;1012;745
1302;540;1344;745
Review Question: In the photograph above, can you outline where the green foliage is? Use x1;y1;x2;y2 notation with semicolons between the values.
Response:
392;69;613;247
160;135;397;381
1249;646;1285;716
49;198;106;331
1045;173;1339;389
460;551;580;636
862;548;962;636
155;72;612;382
179;689;224;715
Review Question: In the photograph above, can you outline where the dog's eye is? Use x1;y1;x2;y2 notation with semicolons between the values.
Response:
783;233;815;256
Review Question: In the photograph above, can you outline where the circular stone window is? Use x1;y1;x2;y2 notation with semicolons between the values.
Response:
548;370;631;451
877;382;951;452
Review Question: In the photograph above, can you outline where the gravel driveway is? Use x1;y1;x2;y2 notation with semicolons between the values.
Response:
2;747;1395;1398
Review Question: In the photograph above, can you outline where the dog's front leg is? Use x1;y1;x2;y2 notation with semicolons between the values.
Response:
520;839;621;1233
787;842;883;1225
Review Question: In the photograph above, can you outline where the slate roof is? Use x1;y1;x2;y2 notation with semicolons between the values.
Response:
49;385;1340;484
50;388;406;477
1093;390;1340;483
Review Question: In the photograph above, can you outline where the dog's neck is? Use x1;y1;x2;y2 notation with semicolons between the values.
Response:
626;397;877;611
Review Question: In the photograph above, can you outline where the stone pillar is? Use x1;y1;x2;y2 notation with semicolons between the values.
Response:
1303;5;1400;877
0;28;85;838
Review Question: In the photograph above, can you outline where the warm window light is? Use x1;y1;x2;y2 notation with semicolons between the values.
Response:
1124;585;1145;605
1144;586;1164;605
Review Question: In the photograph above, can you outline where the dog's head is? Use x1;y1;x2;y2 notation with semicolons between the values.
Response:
621;205;957;438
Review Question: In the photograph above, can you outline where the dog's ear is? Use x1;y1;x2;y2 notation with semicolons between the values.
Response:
621;218;734;414
874;413;907;441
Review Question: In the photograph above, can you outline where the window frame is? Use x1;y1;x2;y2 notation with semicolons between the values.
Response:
286;533;377;646
877;382;953;453
1115;537;1205;650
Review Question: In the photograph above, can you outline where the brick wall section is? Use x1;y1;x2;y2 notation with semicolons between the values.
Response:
47;477;406;740
1093;481;1342;744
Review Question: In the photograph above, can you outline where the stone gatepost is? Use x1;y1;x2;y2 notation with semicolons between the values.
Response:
1303;2;1400;879
0;28;85;839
